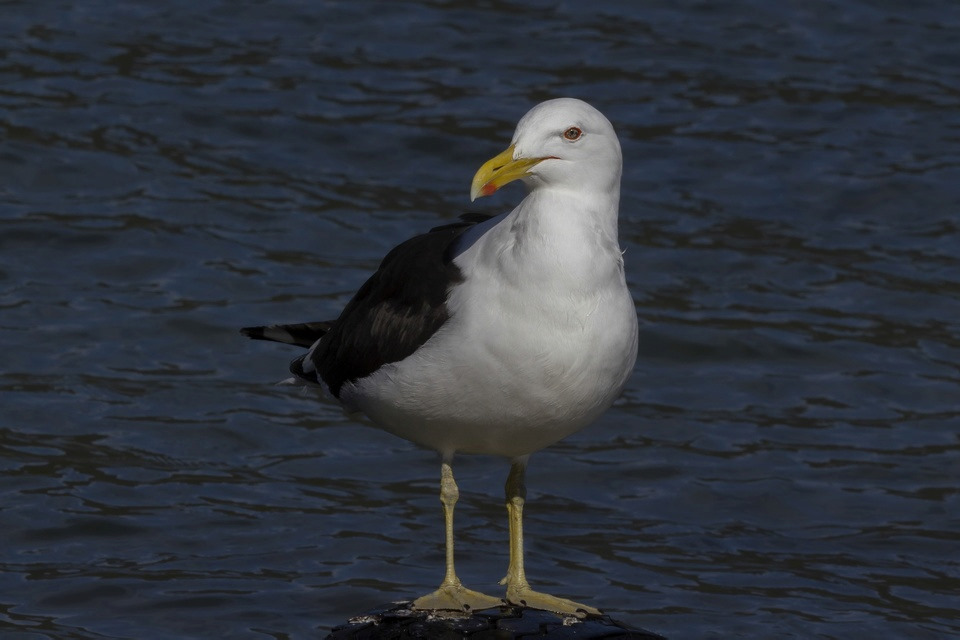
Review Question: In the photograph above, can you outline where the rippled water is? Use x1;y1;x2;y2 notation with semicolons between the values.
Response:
3;1;959;638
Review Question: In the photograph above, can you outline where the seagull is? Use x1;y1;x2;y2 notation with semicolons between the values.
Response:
241;98;638;616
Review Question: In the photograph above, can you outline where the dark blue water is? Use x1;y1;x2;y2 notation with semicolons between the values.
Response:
2;1;959;638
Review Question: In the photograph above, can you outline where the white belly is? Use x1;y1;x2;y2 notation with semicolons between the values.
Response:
339;190;639;459
340;262;638;458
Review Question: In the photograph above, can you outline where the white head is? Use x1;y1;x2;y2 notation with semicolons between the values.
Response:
471;98;622;202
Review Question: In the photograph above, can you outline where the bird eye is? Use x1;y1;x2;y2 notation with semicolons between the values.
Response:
563;127;582;141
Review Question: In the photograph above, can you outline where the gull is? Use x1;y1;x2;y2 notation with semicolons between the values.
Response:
242;98;638;616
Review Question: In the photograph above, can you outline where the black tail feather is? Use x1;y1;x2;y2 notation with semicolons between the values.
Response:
239;321;333;348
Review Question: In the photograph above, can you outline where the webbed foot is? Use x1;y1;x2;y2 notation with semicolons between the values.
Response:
412;581;502;613
504;582;601;618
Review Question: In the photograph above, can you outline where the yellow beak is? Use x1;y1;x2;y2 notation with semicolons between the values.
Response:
470;144;549;202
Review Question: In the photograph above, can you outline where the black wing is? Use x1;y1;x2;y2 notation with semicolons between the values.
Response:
243;214;494;398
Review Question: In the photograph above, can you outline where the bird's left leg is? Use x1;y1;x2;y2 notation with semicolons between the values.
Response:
499;457;601;617
412;460;502;613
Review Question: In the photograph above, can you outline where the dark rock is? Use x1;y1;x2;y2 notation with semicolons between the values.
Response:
325;602;667;639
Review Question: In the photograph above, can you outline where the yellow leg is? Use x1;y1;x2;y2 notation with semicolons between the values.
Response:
412;461;501;613
500;459;602;617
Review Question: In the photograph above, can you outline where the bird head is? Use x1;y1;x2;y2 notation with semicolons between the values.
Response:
470;98;622;202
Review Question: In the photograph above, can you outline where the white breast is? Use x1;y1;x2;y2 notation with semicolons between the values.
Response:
341;192;638;459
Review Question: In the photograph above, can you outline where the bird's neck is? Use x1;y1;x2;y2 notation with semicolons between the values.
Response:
516;187;622;251
491;187;624;289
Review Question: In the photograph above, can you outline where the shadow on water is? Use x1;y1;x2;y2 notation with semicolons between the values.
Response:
1;0;959;638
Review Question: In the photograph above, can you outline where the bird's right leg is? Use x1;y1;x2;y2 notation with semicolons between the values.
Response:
411;461;502;613
499;458;601;617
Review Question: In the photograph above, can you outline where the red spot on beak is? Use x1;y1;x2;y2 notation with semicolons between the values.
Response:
481;184;498;196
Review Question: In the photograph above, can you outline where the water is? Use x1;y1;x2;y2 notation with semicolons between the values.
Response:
2;1;959;638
